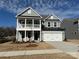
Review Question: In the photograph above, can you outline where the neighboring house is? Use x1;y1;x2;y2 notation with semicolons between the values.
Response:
61;18;79;39
16;7;65;42
73;19;79;39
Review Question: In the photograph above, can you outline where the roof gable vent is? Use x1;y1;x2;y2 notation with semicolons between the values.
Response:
50;16;53;19
27;9;31;14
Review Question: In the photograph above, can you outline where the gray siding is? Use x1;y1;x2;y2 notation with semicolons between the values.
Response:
61;19;79;39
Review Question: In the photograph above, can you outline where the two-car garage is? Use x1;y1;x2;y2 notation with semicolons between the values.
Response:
42;31;65;41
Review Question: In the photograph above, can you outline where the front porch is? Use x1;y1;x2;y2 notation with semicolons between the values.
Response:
16;31;42;42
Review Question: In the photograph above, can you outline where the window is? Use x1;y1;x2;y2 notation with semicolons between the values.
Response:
75;32;76;35
19;20;25;24
26;19;32;24
48;22;50;27
54;22;57;27
42;21;44;24
19;18;25;24
34;20;40;24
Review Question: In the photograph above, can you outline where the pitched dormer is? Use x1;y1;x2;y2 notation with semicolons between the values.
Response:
44;15;61;28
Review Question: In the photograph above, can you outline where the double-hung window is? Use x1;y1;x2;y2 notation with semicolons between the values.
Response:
48;22;50;27
54;22;57;27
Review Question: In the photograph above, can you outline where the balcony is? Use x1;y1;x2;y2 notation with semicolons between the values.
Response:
17;18;41;30
17;23;40;30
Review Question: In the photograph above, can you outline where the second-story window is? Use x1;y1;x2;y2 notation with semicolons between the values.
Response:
19;18;25;24
34;20;40;24
34;20;40;27
26;20;32;24
26;19;32;27
48;22;50;27
54;22;57;27
19;19;25;27
19;20;25;24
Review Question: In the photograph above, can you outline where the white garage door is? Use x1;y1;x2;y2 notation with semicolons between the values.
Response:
42;31;65;41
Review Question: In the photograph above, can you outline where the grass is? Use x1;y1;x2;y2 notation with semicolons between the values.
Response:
0;53;76;59
0;41;54;51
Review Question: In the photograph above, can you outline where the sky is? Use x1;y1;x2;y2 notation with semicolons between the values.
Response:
0;0;79;27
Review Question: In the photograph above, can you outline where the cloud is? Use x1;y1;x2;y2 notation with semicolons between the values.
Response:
0;0;26;13
0;0;79;19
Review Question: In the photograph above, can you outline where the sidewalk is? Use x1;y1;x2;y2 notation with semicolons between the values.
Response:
0;49;63;57
66;52;79;59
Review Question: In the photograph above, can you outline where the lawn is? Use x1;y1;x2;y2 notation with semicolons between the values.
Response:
0;41;54;51
0;53;76;59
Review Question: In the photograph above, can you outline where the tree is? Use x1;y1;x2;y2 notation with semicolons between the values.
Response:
0;27;16;39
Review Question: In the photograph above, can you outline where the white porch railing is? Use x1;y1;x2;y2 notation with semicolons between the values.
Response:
17;24;40;28
18;23;25;28
34;24;40;28
26;24;32;27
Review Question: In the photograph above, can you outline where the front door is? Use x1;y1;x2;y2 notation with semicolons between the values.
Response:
34;31;40;40
27;31;32;38
20;31;25;39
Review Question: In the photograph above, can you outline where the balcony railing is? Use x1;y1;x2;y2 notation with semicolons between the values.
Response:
34;24;40;28
18;24;25;28
17;24;40;28
26;24;32;27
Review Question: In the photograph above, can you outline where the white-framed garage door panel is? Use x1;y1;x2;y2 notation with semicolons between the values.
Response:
42;31;63;41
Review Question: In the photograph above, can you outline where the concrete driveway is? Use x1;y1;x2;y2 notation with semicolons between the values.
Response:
46;41;79;52
46;41;79;59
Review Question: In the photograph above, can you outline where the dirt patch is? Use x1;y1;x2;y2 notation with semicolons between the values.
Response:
65;39;79;44
0;42;54;51
0;53;76;59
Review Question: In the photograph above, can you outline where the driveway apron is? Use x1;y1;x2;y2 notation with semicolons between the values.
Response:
46;41;79;52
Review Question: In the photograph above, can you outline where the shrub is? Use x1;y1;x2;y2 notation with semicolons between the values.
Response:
0;39;11;43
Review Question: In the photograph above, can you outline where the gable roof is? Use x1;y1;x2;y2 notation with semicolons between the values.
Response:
16;7;42;18
45;13;60;21
41;15;49;20
44;14;61;21
63;18;79;24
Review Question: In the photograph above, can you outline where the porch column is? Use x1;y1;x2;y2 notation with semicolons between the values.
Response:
17;18;18;29
40;31;42;41
24;30;27;42
25;18;27;28
40;20;42;41
25;18;26;28
16;30;18;41
32;19;34;28
32;19;34;41
32;31;34;41
40;20;41;29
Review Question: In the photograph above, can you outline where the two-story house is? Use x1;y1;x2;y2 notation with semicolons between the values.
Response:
73;19;79;39
61;18;79;39
16;7;65;42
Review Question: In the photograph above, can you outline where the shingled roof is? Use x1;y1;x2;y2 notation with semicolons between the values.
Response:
44;15;61;21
